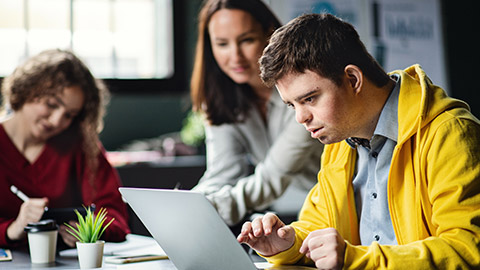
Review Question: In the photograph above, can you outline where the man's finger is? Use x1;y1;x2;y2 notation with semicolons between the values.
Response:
251;216;264;237
299;231;313;254
277;225;294;239
240;221;252;235
262;213;280;235
237;222;252;243
300;228;336;253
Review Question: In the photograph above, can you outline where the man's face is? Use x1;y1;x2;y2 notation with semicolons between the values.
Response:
276;69;361;145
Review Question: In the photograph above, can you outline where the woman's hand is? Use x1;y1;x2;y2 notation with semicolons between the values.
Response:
7;198;48;241
59;220;79;248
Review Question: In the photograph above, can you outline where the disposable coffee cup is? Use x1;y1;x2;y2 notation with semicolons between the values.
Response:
24;219;58;264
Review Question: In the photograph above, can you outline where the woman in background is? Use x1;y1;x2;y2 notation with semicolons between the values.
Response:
191;0;323;226
0;49;130;248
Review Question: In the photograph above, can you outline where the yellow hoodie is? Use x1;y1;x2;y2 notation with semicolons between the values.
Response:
266;65;480;269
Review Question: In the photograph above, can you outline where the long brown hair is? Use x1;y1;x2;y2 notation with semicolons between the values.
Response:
1;49;109;183
190;0;281;125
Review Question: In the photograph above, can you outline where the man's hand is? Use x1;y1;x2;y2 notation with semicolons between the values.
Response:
237;213;295;257
7;198;48;241
299;228;346;270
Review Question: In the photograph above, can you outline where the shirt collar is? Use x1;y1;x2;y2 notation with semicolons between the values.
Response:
374;74;400;142
346;137;371;150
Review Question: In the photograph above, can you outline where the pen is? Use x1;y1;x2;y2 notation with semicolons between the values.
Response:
10;185;30;202
173;182;182;190
123;255;168;263
10;185;49;211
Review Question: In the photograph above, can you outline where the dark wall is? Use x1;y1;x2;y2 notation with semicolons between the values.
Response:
100;93;190;150
99;0;479;151
442;0;479;118
99;0;203;150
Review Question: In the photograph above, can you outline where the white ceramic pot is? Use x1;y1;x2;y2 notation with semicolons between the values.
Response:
76;240;105;269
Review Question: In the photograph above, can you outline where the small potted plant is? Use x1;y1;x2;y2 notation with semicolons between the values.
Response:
65;206;114;269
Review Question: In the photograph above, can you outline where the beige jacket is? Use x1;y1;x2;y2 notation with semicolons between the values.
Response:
194;90;323;225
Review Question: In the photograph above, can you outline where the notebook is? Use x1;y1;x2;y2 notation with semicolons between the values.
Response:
119;187;315;270
0;248;12;261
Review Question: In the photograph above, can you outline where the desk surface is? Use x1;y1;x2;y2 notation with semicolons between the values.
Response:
3;234;178;269
2;234;317;270
4;249;319;270
5;248;175;269
4;249;177;269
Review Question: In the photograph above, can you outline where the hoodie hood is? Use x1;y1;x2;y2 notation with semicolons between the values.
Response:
391;64;470;145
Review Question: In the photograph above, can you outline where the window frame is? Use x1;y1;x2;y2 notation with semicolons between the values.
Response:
105;0;187;94
0;0;188;94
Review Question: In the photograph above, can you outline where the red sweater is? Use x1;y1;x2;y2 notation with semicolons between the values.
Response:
0;125;130;247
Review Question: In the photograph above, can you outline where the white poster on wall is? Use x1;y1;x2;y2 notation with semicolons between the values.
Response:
377;0;447;91
266;0;370;40
265;0;448;92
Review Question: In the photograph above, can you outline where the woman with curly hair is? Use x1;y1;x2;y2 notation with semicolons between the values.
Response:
0;49;130;248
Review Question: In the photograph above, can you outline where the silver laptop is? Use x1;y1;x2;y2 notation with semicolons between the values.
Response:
119;187;315;270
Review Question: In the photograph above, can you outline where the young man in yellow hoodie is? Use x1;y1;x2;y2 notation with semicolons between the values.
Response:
237;13;480;269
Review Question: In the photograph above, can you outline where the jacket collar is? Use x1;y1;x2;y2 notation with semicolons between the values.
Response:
391;64;469;146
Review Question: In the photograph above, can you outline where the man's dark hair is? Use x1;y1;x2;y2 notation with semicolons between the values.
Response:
260;13;390;88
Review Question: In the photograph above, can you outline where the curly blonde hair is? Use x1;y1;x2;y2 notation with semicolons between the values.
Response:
1;49;109;182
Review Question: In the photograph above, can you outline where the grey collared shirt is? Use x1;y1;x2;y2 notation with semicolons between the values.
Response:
347;74;400;245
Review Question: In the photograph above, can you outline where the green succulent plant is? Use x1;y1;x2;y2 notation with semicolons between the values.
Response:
64;206;114;243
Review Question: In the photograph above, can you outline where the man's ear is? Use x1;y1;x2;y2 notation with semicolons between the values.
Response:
344;65;363;94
